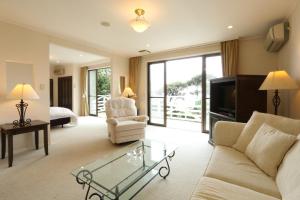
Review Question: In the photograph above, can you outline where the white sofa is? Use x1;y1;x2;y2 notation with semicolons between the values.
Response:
191;112;300;200
105;97;148;144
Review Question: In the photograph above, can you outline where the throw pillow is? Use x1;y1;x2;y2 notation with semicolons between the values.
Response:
245;123;297;177
233;111;300;152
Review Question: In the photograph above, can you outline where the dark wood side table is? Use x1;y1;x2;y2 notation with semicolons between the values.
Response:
0;120;49;167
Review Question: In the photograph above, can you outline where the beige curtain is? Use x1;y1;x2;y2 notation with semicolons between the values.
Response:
80;66;89;116
221;39;239;76
128;56;141;96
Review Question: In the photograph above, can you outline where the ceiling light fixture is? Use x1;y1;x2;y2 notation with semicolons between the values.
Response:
130;8;150;33
227;25;233;29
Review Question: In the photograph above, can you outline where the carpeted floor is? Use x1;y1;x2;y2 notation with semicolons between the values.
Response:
0;117;213;200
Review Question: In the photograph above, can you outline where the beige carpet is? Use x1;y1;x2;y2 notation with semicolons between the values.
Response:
0;117;213;200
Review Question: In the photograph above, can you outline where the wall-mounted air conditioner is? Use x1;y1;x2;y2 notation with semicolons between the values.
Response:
53;68;65;76
264;22;289;52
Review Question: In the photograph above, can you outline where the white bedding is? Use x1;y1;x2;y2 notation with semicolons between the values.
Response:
50;107;78;124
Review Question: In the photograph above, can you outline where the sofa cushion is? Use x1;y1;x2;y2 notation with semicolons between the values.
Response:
204;146;280;198
191;177;280;200
233;111;300;153
276;136;300;200
245;123;297;177
115;120;146;132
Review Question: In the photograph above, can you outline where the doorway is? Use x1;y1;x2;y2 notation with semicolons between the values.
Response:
148;54;222;132
88;67;111;117
58;76;73;110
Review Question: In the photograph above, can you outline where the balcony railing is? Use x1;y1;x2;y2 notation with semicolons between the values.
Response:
97;95;111;113
97;95;201;122
152;96;201;122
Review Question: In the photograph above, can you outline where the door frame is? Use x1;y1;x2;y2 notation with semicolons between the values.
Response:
88;67;112;116
58;76;73;110
88;69;98;116
147;53;221;132
147;61;167;127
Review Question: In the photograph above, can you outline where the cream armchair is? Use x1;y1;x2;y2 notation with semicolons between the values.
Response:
105;97;148;144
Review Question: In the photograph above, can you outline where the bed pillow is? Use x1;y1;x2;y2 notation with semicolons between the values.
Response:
245;123;297;177
233;111;300;153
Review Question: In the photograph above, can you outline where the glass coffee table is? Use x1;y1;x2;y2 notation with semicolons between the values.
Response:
72;140;177;200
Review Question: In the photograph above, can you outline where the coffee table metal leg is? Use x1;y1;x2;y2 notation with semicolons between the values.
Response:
159;158;170;179
8;134;13;167
1;131;6;159
76;170;104;200
159;151;175;179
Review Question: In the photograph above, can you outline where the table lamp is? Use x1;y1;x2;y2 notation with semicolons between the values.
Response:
7;83;40;126
259;70;298;115
122;87;136;98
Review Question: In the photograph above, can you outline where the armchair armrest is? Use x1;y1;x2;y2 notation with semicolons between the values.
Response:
133;115;149;122
213;121;246;147
116;115;149;123
106;118;118;125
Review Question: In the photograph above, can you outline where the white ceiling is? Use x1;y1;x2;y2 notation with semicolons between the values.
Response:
0;0;298;57
49;44;107;65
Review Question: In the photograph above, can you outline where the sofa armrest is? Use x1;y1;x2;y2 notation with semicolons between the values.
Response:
106;118;118;125
213;121;246;147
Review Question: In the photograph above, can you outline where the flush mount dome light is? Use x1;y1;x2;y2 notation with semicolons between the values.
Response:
130;8;150;33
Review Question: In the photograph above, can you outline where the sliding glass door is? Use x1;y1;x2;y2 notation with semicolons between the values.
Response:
147;54;222;132
148;62;166;126
88;67;111;117
88;70;97;116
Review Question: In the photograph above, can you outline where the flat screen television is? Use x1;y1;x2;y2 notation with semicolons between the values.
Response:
218;85;236;116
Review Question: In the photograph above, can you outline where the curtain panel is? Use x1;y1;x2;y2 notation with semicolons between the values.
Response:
128;56;141;97
221;39;239;77
80;66;89;116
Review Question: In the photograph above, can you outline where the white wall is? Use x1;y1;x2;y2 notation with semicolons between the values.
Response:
111;56;129;98
0;21;50;150
278;2;300;118
239;37;278;75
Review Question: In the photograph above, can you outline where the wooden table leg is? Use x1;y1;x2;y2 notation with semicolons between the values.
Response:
43;127;48;155
8;134;13;167
1;131;6;159
35;130;39;149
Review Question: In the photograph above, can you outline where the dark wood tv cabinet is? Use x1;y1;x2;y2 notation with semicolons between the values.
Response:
209;75;267;145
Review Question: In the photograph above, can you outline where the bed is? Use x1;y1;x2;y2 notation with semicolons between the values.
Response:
50;107;78;128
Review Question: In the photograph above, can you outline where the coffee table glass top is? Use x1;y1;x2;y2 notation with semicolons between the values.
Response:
72;140;177;199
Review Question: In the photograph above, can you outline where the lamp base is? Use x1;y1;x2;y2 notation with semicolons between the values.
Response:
273;90;280;115
13;99;32;127
13;119;32;127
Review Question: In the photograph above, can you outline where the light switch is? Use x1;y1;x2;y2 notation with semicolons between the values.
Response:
40;84;45;90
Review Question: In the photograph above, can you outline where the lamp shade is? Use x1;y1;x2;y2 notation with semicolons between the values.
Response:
8;83;40;100
130;19;150;33
259;70;298;90
122;87;135;97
